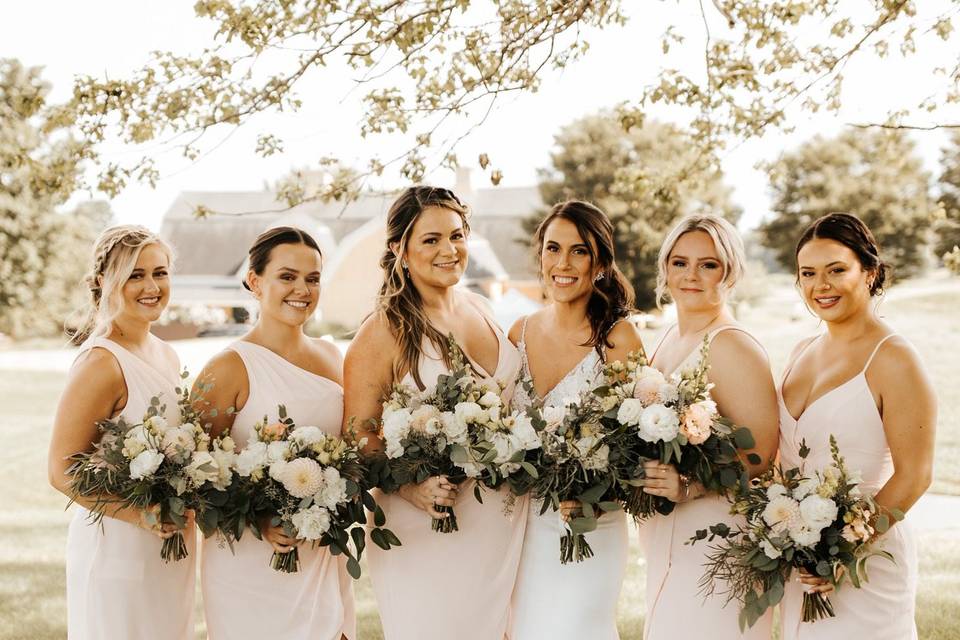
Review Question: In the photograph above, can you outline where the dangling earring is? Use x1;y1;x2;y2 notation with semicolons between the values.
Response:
594;272;604;283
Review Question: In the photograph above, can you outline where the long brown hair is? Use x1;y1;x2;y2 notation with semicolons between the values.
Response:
534;200;635;358
377;186;470;389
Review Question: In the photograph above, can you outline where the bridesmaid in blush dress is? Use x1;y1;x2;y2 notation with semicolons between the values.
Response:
343;186;526;640
778;213;935;640
48;226;195;639
196;227;355;639
640;215;779;640
508;201;645;640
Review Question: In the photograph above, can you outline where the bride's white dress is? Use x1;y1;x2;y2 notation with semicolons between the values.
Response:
508;319;628;639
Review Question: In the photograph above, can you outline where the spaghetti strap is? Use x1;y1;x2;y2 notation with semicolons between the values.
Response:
706;325;770;360
862;334;898;374
648;324;675;363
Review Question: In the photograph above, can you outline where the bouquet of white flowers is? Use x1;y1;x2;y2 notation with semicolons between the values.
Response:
228;406;394;574
377;336;539;532
601;340;756;519
690;436;901;629
67;372;218;561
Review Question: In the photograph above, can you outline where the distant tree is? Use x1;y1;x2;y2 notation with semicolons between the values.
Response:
758;129;933;280
534;112;740;310
59;1;960;216
935;131;960;268
0;59;104;338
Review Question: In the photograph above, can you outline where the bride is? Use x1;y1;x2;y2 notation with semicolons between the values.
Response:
509;200;644;639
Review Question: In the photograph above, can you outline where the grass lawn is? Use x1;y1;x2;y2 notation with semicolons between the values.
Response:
2;281;958;638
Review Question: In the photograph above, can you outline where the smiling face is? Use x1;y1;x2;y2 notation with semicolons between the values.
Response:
665;230;727;313
539;216;599;304
797;237;875;322
400;205;468;289
117;243;171;324
247;242;323;327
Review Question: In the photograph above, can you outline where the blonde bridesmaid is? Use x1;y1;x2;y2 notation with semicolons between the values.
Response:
779;213;935;639
343;186;526;640
48;226;195;639
509;201;645;639
641;215;779;640
197;227;354;639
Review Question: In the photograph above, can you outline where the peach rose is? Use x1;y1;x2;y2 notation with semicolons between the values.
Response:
679;401;713;445
261;422;288;441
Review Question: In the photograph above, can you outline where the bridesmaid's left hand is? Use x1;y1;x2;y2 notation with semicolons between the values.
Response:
640;461;683;503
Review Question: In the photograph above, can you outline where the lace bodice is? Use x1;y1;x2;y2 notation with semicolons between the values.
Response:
512;317;604;412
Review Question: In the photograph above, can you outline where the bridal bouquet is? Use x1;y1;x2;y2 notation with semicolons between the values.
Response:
228;406;393;575
690;436;901;629
601;340;757;519
378;337;538;532
67;372;217;562
513;373;636;564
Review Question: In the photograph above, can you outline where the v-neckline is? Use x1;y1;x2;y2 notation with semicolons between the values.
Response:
524;345;595;404
460;312;504;380
101;338;178;384
779;372;864;423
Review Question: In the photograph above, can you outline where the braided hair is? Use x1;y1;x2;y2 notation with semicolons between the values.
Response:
68;225;174;345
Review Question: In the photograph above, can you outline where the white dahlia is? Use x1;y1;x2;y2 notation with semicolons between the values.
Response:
280;458;325;498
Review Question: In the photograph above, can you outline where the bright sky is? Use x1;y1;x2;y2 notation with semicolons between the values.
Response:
4;1;957;231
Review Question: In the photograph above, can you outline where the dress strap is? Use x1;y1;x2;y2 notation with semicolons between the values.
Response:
648;324;676;363
517;316;531;375
780;334;821;387
862;334;899;374
706;325;769;358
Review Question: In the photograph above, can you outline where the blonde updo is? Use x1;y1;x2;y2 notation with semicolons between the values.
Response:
69;225;174;344
655;214;745;308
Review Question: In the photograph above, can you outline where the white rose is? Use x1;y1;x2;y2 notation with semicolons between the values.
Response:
454;402;485;425
291;426;325;446
266;440;292;463
509;414;541;450
490;432;515;463
459;461;483;478
542;405;566;432
314;467;349;510
184;451;219;486
161;426;197;461
637;404;680;443
291;505;331;541
269;459;288;481
129;449;164;480
792;478;819;500
144;415;169;434
235;441;269;477
122;425;150;458
636;366;667;385
209;447;237;489
788;524;822;548
441;411;469;444
617;398;645;426
799;494;839;531
478;391;501;409
382;408;412;441
760;538;782;559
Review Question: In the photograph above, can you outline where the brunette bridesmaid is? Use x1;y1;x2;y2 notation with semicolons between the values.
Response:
343;186;526;640
778;213;935;639
641;214;779;640
48;226;195;639
197;227;354;639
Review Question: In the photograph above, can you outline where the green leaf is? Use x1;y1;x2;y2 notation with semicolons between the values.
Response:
732;427;756;450
374;504;386;527
346;557;362;580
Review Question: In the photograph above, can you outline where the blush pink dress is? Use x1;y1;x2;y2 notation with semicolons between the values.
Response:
778;334;918;640
65;337;196;640
642;325;773;640
365;314;528;640
201;341;355;640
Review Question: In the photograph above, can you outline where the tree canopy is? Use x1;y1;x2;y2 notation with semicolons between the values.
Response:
536;112;739;310
758;128;933;279
55;1;960;215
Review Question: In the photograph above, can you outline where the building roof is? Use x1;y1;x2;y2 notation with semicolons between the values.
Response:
159;177;542;281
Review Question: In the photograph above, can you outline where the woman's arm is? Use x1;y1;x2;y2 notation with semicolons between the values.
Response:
870;338;936;516
342;313;457;517
47;349;178;536
191;349;246;439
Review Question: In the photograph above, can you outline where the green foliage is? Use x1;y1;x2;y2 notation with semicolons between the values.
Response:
0;60;107;338
534;112;739;310
936;131;960;271
758;129;933;279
